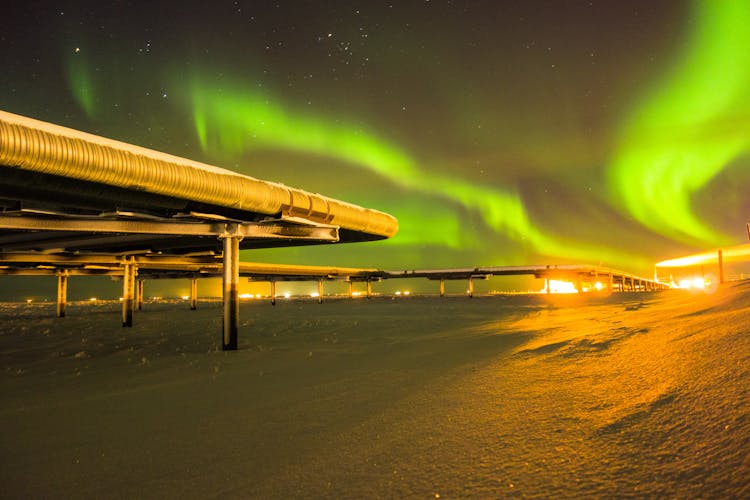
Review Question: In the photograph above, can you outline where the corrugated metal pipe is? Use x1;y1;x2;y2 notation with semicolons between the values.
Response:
0;110;398;240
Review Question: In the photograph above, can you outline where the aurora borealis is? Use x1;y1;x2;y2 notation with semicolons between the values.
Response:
3;0;749;281
608;0;750;247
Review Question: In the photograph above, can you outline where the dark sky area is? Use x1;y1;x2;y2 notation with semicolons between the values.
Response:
2;0;749;294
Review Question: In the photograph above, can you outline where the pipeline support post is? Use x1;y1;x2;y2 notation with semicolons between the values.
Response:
190;277;198;310
718;249;725;284
468;276;474;298
56;270;68;318
439;278;445;298
270;281;277;306
348;281;353;298
122;257;136;327
137;278;144;310
366;279;372;299
221;231;242;351
317;279;324;304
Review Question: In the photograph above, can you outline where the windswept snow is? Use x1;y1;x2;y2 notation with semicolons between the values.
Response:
1;285;749;498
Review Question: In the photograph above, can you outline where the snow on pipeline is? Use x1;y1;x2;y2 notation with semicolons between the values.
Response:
1;284;749;498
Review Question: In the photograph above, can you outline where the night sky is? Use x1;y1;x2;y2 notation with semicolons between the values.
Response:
3;0;750;282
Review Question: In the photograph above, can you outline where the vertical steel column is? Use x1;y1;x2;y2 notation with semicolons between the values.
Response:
439;278;445;298
348;281;354;298
270;281;277;306
222;234;241;351
609;273;613;292
317;279;324;304
468;276;474;298
137;278;144;310
718;249;725;284
366;279;372;299
56;270;68;318
190;277;198;310
122;257;136;327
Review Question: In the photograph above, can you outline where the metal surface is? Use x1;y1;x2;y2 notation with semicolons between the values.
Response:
0;110;398;241
0;213;340;254
222;235;240;350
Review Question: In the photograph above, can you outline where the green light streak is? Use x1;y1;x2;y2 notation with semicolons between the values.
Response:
608;0;750;245
190;76;644;268
65;49;95;117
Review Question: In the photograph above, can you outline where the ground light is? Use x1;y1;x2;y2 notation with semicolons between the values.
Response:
677;277;708;290
541;280;579;294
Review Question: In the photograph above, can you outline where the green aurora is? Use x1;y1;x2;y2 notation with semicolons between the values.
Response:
189;77;645;268
608;0;750;247
66;48;95;118
45;0;749;279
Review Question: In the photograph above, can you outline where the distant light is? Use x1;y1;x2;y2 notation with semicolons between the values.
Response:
310;292;320;298
119;297;124;301
403;291;411;296
255;293;262;299
594;282;604;291
90;297;98;302
181;295;190;300
395;291;402;295
544;280;578;294
351;291;362;297
283;292;291;299
26;299;32;304
676;277;707;290
239;293;253;299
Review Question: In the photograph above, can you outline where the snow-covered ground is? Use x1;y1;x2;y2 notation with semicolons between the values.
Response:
1;284;748;498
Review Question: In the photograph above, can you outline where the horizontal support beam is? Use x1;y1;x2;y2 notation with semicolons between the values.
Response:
0;268;124;276
0;252;669;290
0;215;339;241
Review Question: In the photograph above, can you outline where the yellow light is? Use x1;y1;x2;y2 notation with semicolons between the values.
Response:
395;291;402;295
283;292;291;298
255;293;262;299
544;280;578;294
90;297;98;302
403;291;411;295
26;299;32;304
239;293;253;299
692;277;706;289
310;292;320;298
594;282;604;291
351;291;362;297
180;295;190;300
